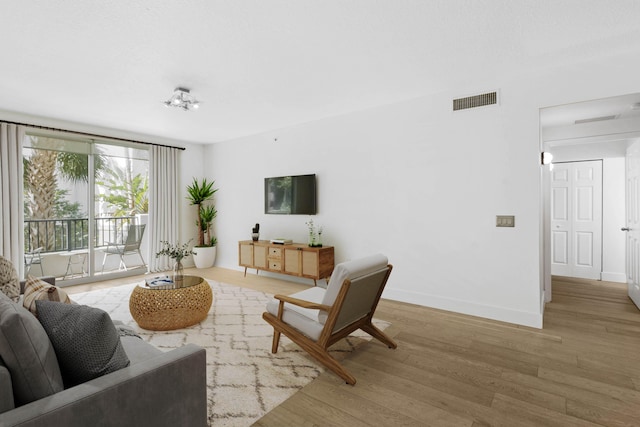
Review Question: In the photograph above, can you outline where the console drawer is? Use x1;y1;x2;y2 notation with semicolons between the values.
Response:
269;247;282;258
269;260;282;271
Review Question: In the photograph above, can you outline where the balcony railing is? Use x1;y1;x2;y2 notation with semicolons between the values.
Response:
24;216;137;254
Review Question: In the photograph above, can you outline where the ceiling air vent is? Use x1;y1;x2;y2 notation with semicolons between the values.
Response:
452;91;498;111
574;115;618;124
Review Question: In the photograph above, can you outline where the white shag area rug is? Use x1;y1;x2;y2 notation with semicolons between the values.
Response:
71;280;389;427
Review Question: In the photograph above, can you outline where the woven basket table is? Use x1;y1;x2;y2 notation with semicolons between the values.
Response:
129;275;213;331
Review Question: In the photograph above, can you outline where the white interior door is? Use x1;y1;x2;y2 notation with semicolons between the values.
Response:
626;142;640;308
550;160;603;279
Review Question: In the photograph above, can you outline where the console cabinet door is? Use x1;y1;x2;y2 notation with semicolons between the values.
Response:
284;248;301;275
301;250;319;278
254;245;268;269
239;243;254;267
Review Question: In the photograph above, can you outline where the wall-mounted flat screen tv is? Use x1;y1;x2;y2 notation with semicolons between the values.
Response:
265;174;317;215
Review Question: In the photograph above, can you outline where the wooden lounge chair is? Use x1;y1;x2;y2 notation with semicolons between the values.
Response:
262;254;396;385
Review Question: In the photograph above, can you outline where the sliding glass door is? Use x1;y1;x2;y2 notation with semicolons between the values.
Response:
22;132;149;285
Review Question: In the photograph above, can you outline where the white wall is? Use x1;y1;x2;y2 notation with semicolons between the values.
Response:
207;91;543;326
178;142;206;266
201;49;640;329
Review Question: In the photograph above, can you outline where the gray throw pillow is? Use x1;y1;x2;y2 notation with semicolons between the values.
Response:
0;255;20;302
0;297;64;406
36;300;130;388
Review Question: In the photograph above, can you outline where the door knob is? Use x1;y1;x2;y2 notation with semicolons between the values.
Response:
622;227;631;231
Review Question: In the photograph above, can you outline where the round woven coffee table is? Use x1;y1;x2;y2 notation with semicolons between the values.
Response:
129;275;213;331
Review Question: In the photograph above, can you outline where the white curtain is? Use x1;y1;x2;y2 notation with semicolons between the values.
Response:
148;145;180;272
0;123;25;274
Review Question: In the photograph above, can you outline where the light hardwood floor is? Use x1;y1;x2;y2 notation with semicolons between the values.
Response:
66;270;640;426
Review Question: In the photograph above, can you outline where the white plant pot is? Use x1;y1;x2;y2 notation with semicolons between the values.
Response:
193;246;216;268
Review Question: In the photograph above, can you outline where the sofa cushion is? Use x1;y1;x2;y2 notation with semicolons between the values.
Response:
23;275;72;316
0;255;20;302
0;296;64;406
0;358;15;413
36;300;130;388
112;320;163;365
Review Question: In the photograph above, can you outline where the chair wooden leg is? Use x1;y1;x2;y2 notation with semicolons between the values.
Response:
263;312;357;385
361;322;397;349
271;330;281;353
285;329;357;384
314;350;357;385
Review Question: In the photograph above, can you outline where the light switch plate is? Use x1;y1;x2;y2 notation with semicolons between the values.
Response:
496;215;515;227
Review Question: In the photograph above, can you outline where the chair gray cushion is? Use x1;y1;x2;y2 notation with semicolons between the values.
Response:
36;301;130;388
266;287;326;341
319;254;388;323
0;295;64;406
0;255;20;302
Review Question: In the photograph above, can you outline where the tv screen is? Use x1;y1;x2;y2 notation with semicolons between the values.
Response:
265;174;317;215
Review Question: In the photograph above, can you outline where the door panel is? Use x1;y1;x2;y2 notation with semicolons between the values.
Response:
552;231;568;265
626;142;640;308
551;161;602;279
575;232;593;267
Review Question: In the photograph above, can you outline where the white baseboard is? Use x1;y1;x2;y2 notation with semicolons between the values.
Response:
382;288;543;329
601;272;626;283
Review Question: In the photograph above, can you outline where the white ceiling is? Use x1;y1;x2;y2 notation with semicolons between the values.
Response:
2;0;640;145
541;92;640;160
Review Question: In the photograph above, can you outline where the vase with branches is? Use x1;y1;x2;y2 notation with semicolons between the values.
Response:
155;240;194;280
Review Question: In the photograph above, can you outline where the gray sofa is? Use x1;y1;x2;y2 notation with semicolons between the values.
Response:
0;278;207;427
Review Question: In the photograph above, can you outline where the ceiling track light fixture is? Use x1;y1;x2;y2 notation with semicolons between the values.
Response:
164;87;200;111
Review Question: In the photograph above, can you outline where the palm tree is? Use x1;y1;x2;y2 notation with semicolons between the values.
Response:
96;158;149;217
23;136;104;250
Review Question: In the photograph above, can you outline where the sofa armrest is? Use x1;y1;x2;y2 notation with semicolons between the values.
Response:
0;344;207;427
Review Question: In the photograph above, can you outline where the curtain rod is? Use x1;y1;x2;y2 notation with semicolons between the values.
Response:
1;120;186;151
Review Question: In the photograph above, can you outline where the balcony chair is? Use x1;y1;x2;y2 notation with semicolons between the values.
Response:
101;224;147;273
24;247;44;276
262;254;396;385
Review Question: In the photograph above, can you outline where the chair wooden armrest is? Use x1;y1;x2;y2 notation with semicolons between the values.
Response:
274;294;332;313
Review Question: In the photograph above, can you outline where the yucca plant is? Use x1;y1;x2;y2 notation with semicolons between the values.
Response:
186;178;218;247
199;205;218;247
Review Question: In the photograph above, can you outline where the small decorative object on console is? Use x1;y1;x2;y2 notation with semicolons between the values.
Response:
305;218;323;247
270;238;293;245
251;223;260;241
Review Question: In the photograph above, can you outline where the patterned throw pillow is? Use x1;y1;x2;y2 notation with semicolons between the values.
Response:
36;300;130;388
0;256;19;302
23;275;72;316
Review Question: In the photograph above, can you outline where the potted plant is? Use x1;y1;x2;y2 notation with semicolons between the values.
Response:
187;178;219;268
